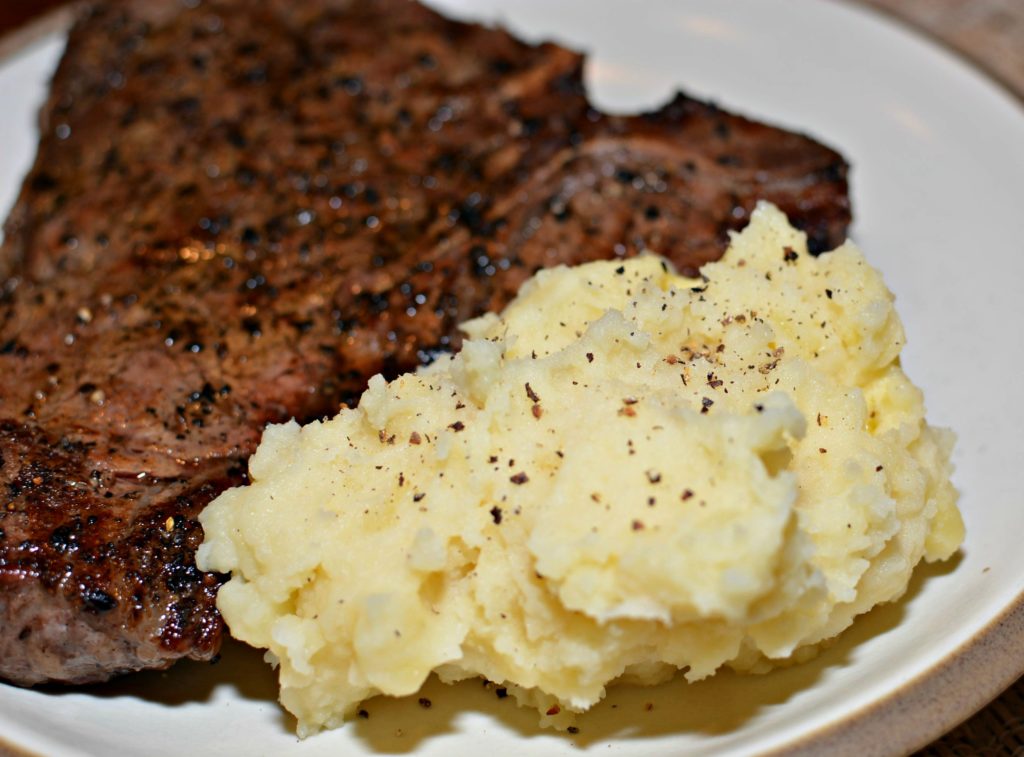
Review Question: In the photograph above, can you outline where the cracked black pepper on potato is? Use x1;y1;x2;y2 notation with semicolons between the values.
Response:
198;205;961;736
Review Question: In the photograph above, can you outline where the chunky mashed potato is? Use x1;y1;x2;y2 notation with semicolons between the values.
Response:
198;203;963;736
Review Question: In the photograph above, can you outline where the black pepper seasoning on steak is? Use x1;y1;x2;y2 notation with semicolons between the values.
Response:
0;0;850;685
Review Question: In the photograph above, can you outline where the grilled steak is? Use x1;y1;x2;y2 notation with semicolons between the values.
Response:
0;0;850;685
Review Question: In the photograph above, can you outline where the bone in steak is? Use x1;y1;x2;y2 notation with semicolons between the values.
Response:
0;0;850;685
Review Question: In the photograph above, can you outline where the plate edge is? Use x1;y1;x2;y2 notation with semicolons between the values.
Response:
0;5;76;64
830;0;1024;111
770;586;1024;755
0;734;42;757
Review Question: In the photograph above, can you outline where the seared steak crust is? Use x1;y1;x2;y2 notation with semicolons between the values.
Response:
0;0;850;685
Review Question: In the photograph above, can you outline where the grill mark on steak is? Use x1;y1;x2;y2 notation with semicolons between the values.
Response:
0;0;850;685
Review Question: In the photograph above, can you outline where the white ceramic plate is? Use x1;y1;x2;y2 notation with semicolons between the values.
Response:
2;1;1023;755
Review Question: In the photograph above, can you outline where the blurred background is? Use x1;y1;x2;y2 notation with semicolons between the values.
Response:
862;0;1023;99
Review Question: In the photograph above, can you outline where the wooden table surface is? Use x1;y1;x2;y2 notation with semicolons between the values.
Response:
0;1;1022;755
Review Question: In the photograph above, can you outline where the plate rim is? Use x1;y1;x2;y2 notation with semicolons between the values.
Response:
836;0;1024;110
0;4;76;64
771;586;1024;755
0;2;1022;754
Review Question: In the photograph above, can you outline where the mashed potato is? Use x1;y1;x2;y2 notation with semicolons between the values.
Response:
197;202;963;736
